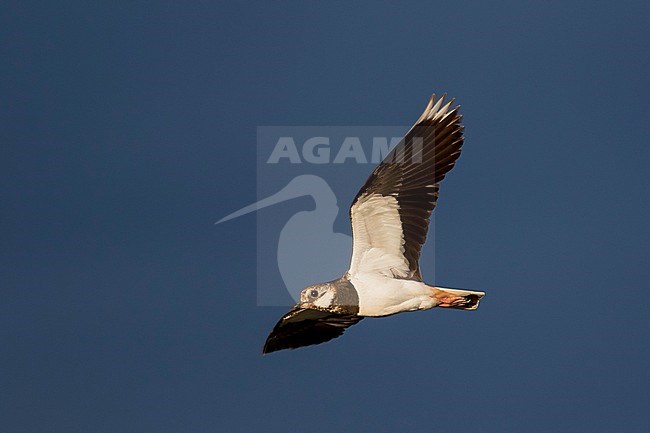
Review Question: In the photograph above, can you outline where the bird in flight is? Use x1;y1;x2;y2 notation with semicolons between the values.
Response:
263;93;484;354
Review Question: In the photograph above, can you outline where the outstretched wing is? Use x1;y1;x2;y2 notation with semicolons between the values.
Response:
263;306;363;354
347;94;464;280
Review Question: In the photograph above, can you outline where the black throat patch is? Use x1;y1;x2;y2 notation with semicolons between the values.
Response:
330;276;360;315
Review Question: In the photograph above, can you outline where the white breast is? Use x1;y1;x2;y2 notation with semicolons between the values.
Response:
349;273;435;317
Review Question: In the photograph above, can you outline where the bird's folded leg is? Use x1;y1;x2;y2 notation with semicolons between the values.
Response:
430;287;485;311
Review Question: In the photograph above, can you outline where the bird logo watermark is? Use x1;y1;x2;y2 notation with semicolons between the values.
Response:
217;126;436;306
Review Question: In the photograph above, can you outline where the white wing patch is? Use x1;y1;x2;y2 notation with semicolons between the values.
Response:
348;193;410;278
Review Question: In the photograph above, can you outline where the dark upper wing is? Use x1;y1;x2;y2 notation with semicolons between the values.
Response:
348;94;464;281
262;306;363;354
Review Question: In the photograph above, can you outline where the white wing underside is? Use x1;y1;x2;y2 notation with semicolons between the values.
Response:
346;94;461;281
347;193;411;278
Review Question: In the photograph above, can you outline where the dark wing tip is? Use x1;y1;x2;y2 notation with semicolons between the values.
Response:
348;93;465;278
262;307;363;354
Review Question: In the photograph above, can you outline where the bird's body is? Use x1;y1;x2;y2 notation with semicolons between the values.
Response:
257;93;485;354
350;273;435;316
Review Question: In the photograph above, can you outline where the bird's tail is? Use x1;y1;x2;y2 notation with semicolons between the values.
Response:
430;287;485;310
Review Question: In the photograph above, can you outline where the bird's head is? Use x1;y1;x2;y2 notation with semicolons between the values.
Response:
298;277;360;314
299;283;337;310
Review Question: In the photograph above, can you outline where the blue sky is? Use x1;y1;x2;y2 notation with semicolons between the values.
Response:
1;1;649;432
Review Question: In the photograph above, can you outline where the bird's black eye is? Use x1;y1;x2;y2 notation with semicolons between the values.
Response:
310;289;319;298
